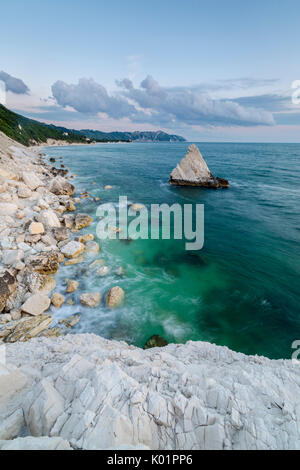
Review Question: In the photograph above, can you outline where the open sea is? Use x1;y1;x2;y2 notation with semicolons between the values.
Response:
45;142;300;359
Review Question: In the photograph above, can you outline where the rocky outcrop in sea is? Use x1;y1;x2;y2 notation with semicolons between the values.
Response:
169;144;229;188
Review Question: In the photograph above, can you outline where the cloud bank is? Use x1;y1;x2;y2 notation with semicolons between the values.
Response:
0;71;30;95
52;75;275;128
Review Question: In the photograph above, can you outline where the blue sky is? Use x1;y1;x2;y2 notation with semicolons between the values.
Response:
1;0;300;141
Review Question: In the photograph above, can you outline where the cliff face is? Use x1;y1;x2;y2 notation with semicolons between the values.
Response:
1;334;300;450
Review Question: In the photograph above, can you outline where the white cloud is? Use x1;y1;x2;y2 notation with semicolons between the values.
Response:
51;75;275;128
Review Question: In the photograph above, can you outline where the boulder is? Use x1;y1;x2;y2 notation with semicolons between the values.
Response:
29;222;44;235
0;271;16;312
28;251;60;275
38;209;60;228
49;176;75;196
18;185;32;198
2;250;24;266
76;233;94;243
106;286;125;308
51;292;65;309
34;274;56;295
22;172;44;190
74;213;93;230
63;214;75;229
97;266;110;277
60;241;85;258
41;234;57;247
144;335;168;349
21;294;51;316
80;292;102;308
53;227;69;242
0;203;18;216
66;280;79;293
169;144;229;188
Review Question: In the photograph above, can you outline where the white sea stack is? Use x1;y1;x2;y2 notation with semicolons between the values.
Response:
22;172;44;190
21;294;50;316
169;144;229;188
61;241;85;258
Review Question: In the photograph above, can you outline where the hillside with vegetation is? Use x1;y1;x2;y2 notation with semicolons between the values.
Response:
0;104;186;146
0;104;89;146
78;129;186;142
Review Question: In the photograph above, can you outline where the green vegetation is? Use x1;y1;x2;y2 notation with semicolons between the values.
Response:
0;104;89;146
78;129;186;142
0;104;186;146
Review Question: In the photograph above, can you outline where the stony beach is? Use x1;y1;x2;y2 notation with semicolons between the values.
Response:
0;131;300;450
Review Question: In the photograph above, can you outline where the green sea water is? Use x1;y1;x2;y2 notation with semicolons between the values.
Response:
45;142;300;359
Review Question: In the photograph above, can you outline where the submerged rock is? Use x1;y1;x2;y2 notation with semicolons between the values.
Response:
80;292;102;308
144;334;168;349
106;286;125;308
169;144;229;188
50;292;65;309
66;279;79;293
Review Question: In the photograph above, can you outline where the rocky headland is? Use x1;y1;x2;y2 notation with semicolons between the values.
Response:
0;132;299;450
169;144;229;188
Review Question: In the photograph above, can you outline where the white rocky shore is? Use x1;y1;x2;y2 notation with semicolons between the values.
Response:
2;334;300;450
0;132;300;450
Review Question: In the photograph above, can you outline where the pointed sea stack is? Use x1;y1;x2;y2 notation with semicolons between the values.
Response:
169;144;229;188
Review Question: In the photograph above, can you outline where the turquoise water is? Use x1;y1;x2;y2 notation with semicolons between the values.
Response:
45;142;300;359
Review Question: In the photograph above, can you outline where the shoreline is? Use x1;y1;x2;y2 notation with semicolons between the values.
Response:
1;132;300;449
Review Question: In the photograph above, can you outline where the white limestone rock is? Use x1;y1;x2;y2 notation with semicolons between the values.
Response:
0;203;18;216
169;144;229;188
38;209;60;228
0;436;72;450
21;294;50;316
2;335;300;450
61;241;85;258
22;172;44;191
29;222;44;235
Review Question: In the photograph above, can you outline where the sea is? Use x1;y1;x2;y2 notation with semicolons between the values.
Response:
45;142;300;359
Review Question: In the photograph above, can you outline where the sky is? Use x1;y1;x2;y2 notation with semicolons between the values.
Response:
1;0;300;141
